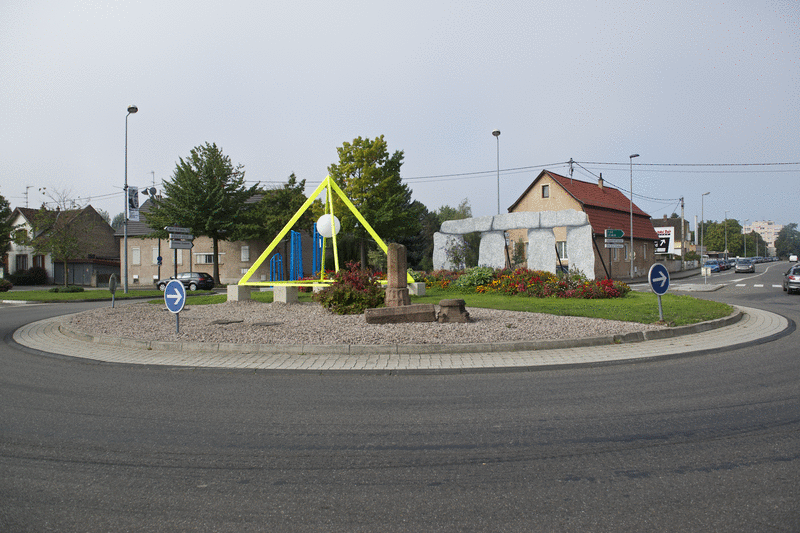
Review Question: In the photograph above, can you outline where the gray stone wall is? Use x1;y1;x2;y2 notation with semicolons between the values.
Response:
433;209;595;279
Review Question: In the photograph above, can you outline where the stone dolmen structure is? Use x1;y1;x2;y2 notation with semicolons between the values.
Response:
432;209;596;279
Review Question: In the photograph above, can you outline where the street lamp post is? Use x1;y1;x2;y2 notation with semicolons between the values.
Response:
629;154;639;279
724;210;728;260
743;219;749;257
492;130;501;215
124;104;138;294
701;192;710;258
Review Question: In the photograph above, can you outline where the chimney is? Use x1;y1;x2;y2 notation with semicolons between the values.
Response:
598;173;604;190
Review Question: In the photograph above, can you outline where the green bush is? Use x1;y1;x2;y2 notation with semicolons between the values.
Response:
48;285;85;293
0;279;13;292
26;266;48;285
452;266;496;289
313;262;385;314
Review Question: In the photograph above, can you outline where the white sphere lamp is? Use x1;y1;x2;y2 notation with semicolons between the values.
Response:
316;214;341;238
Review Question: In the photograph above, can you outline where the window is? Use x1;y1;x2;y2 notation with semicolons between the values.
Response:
176;250;183;265
556;241;568;259
132;247;141;265
542;184;550;198
33;255;46;268
240;268;249;275
196;254;215;265
241;245;250;262
16;254;28;272
624;244;629;261
642;244;648;261
152;247;159;264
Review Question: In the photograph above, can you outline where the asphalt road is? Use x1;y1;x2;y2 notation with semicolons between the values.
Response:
1;264;798;532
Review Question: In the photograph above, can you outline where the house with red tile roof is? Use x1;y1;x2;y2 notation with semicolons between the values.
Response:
507;170;658;280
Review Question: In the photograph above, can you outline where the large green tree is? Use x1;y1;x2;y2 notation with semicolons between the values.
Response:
327;136;420;268
774;223;800;259
146;143;258;283
436;199;480;268
0;190;13;262
703;219;744;257
235;173;313;241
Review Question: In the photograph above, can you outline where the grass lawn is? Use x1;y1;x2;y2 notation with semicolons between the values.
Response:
409;288;732;326
159;288;729;326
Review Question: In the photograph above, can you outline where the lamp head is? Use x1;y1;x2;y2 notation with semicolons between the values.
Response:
629;154;639;159
127;105;138;114
492;130;500;137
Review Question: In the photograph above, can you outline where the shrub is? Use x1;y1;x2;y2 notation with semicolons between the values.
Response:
26;266;48;285
0;279;13;292
452;266;496;289
313;262;385;314
48;285;85;293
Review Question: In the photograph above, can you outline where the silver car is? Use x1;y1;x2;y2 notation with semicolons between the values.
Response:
783;265;800;294
735;259;755;273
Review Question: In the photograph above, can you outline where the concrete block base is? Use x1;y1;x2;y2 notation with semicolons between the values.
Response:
227;284;252;302
274;286;299;304
365;304;437;324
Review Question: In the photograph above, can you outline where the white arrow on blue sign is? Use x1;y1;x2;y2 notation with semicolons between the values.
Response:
648;263;670;296
164;279;186;313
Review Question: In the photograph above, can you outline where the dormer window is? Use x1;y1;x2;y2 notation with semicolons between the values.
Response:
542;184;550;198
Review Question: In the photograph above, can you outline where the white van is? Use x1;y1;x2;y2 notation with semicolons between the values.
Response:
790;254;798;262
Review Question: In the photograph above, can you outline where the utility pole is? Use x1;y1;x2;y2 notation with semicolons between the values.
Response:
680;197;685;271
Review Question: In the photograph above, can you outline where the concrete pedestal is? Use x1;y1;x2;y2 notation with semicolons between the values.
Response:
227;284;252;302
274;286;299;304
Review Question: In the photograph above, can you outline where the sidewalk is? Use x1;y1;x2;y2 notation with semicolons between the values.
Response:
12;305;790;374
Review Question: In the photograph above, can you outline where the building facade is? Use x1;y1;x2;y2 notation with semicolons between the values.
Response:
507;171;658;280
743;220;783;256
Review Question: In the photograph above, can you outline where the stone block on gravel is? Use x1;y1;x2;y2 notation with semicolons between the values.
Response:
364;304;437;324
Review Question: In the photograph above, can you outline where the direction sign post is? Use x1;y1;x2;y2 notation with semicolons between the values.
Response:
648;263;670;321
164;279;186;333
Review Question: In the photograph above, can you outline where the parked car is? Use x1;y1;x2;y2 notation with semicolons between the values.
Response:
703;260;720;273
157;272;215;291
784;265;800;294
735;258;755;273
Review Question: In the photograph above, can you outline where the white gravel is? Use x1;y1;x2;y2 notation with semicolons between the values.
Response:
68;300;665;345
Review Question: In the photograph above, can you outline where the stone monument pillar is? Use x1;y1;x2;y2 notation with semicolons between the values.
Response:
385;242;411;307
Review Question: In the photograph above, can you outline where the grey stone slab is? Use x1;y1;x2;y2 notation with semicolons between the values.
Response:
539;211;559;228
556;209;589;227
478;231;507;269
566;224;595;279
527;228;556;272
433;232;465;270
491;212;540;231
440;216;494;234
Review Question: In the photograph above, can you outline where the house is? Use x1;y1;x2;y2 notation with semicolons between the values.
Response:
6;205;119;285
507;170;659;280
118;199;314;287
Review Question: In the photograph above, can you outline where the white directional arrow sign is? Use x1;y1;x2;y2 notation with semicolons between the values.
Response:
164;280;186;314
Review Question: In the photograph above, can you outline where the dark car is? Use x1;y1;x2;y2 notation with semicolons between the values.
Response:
783;265;800;295
735;258;755;273
157;272;215;291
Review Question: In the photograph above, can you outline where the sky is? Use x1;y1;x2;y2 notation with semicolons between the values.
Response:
1;0;798;232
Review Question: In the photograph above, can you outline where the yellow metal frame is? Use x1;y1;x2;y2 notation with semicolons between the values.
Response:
238;175;412;287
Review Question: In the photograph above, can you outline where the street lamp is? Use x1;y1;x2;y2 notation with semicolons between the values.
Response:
701;192;710;258
743;219;749;257
724;210;728;260
124;104;138;294
629;154;639;279
492;130;501;215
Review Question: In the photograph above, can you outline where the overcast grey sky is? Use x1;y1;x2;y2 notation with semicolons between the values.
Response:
1;0;798;230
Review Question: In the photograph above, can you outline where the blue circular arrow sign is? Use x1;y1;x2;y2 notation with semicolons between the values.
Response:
164;279;186;314
648;263;670;296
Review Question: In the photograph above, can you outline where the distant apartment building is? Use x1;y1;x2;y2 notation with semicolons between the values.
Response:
743;220;783;256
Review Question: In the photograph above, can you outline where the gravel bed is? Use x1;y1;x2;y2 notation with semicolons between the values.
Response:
68;300;665;345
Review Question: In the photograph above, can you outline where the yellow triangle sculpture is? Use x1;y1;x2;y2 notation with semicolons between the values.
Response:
238;175;411;287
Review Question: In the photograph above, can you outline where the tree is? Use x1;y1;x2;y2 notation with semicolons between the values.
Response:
0;190;13;263
396;200;438;271
111;212;125;231
145;143;258;283
327;136;420;269
703;219;743;257
775;223;800;259
235;173;313;241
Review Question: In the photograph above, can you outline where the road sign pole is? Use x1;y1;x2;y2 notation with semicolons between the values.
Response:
176;312;179;334
657;294;664;321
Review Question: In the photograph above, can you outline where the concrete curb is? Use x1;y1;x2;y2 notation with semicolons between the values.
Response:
59;308;743;357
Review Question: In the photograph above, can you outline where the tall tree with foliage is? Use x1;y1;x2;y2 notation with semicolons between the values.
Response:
235;173;313;241
0;190;13;262
775;223;800;259
436;198;480;268
327;136;420;268
146;143;258;283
